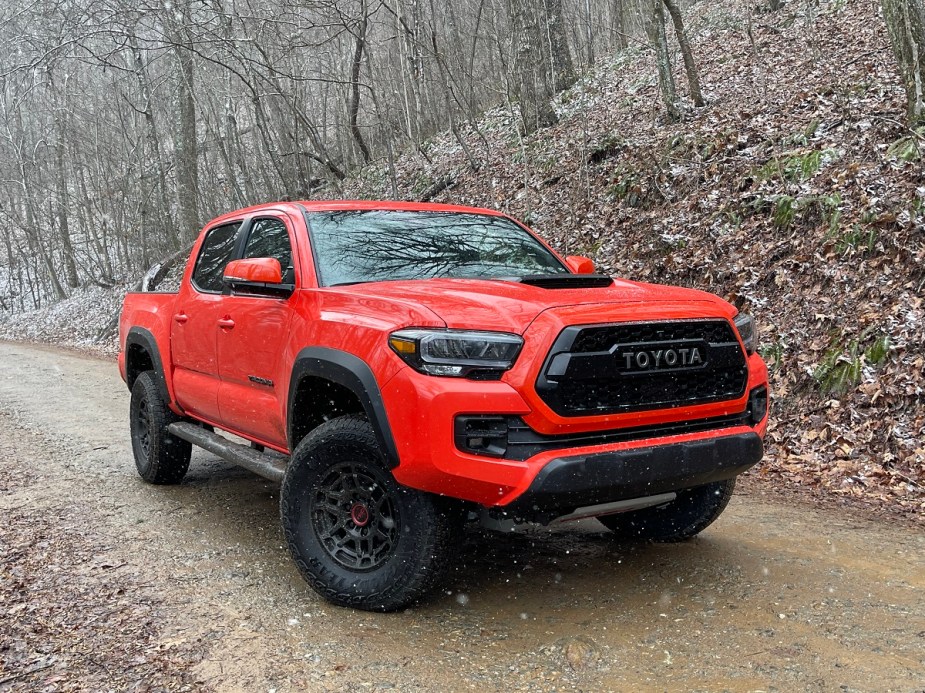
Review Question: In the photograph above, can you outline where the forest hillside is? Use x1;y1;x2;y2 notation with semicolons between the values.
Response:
2;0;922;522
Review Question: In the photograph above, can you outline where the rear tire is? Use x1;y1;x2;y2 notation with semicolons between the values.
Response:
129;371;191;484
281;415;461;611
598;479;736;542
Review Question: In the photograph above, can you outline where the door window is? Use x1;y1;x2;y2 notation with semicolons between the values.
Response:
242;217;295;284
191;222;242;293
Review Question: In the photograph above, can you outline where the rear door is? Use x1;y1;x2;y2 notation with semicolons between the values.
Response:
171;221;243;423
216;214;298;448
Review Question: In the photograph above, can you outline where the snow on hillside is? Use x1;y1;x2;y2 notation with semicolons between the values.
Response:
0;284;127;357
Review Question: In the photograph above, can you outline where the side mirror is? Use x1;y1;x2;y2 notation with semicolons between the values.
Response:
224;258;283;284
223;258;292;298
565;255;595;274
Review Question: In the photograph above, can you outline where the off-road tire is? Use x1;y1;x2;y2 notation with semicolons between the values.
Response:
129;371;192;484
598;479;736;542
280;415;461;612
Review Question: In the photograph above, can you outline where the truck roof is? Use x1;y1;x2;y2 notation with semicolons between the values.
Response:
206;200;507;226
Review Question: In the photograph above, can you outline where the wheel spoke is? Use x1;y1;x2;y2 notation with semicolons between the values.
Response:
310;461;399;572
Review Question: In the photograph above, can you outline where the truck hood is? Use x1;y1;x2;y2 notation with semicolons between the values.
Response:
334;277;733;333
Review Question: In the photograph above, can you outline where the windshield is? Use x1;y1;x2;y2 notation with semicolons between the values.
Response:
305;210;569;286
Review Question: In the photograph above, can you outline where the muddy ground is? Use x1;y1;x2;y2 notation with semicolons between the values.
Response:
0;341;923;692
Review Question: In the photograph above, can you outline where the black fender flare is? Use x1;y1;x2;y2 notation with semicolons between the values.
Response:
125;327;172;406
288;347;400;468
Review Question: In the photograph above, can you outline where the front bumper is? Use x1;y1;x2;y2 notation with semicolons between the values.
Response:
382;358;768;508
502;432;763;520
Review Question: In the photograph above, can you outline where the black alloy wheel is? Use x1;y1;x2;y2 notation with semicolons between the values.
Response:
281;415;461;611
312;462;400;571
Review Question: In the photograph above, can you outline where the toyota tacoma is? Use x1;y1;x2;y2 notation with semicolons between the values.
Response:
119;200;769;611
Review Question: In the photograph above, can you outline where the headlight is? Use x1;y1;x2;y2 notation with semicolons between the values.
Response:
389;329;524;377
733;314;757;355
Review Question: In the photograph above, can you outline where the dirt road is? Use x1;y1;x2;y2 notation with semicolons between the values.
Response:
1;342;923;692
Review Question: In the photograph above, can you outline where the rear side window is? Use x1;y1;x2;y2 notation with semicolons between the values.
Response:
242;217;294;284
192;222;241;293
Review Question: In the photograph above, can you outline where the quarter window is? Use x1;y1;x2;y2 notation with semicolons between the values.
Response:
192;222;241;293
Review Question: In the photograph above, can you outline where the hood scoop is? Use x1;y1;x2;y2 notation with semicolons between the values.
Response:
510;274;615;289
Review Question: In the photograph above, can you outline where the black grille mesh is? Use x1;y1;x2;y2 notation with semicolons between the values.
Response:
572;320;737;352
537;320;748;416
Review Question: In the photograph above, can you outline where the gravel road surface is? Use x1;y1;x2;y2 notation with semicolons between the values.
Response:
1;342;923;692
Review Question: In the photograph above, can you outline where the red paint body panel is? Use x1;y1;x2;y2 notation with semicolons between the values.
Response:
120;200;770;508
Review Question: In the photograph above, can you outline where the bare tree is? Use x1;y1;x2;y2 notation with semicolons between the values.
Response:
645;0;680;122
882;0;925;125
509;0;558;133
165;1;201;244
662;0;704;107
0;0;652;311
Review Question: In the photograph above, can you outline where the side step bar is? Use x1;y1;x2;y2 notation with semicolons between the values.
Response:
167;422;288;483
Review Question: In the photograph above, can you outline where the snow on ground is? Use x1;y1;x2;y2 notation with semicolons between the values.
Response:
0;284;127;357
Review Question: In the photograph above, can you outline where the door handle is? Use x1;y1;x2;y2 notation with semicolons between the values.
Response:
217;317;235;330
174;312;188;324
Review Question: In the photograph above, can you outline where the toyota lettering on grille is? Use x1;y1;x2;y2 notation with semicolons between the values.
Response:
614;341;709;373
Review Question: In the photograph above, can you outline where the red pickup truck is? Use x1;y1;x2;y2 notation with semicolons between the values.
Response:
119;200;768;611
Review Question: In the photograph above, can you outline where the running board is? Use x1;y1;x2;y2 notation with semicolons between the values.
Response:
167;422;288;483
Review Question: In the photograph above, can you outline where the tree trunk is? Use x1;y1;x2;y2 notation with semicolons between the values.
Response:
349;2;372;164
509;0;558;134
614;0;628;51
52;107;79;288
130;36;179;250
645;0;680;122
662;0;705;107
882;0;925;125
46;69;79;289
167;1;201;245
544;0;577;91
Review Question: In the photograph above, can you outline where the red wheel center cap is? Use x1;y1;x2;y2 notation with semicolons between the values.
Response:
351;503;370;527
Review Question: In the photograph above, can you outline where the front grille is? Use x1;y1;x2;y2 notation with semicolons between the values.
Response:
536;319;749;416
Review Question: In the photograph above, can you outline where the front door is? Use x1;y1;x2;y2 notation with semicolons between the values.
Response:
216;215;297;448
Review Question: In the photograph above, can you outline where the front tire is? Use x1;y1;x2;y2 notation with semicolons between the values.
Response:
129;371;191;484
598;479;736;542
280;416;460;611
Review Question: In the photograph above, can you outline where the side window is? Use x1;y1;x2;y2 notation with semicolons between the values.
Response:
242;217;294;284
192;222;241;293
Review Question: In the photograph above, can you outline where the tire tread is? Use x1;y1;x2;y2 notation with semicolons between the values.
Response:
130;371;191;484
280;415;460;611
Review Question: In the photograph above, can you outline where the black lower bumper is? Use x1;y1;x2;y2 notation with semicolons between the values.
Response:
503;432;763;520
